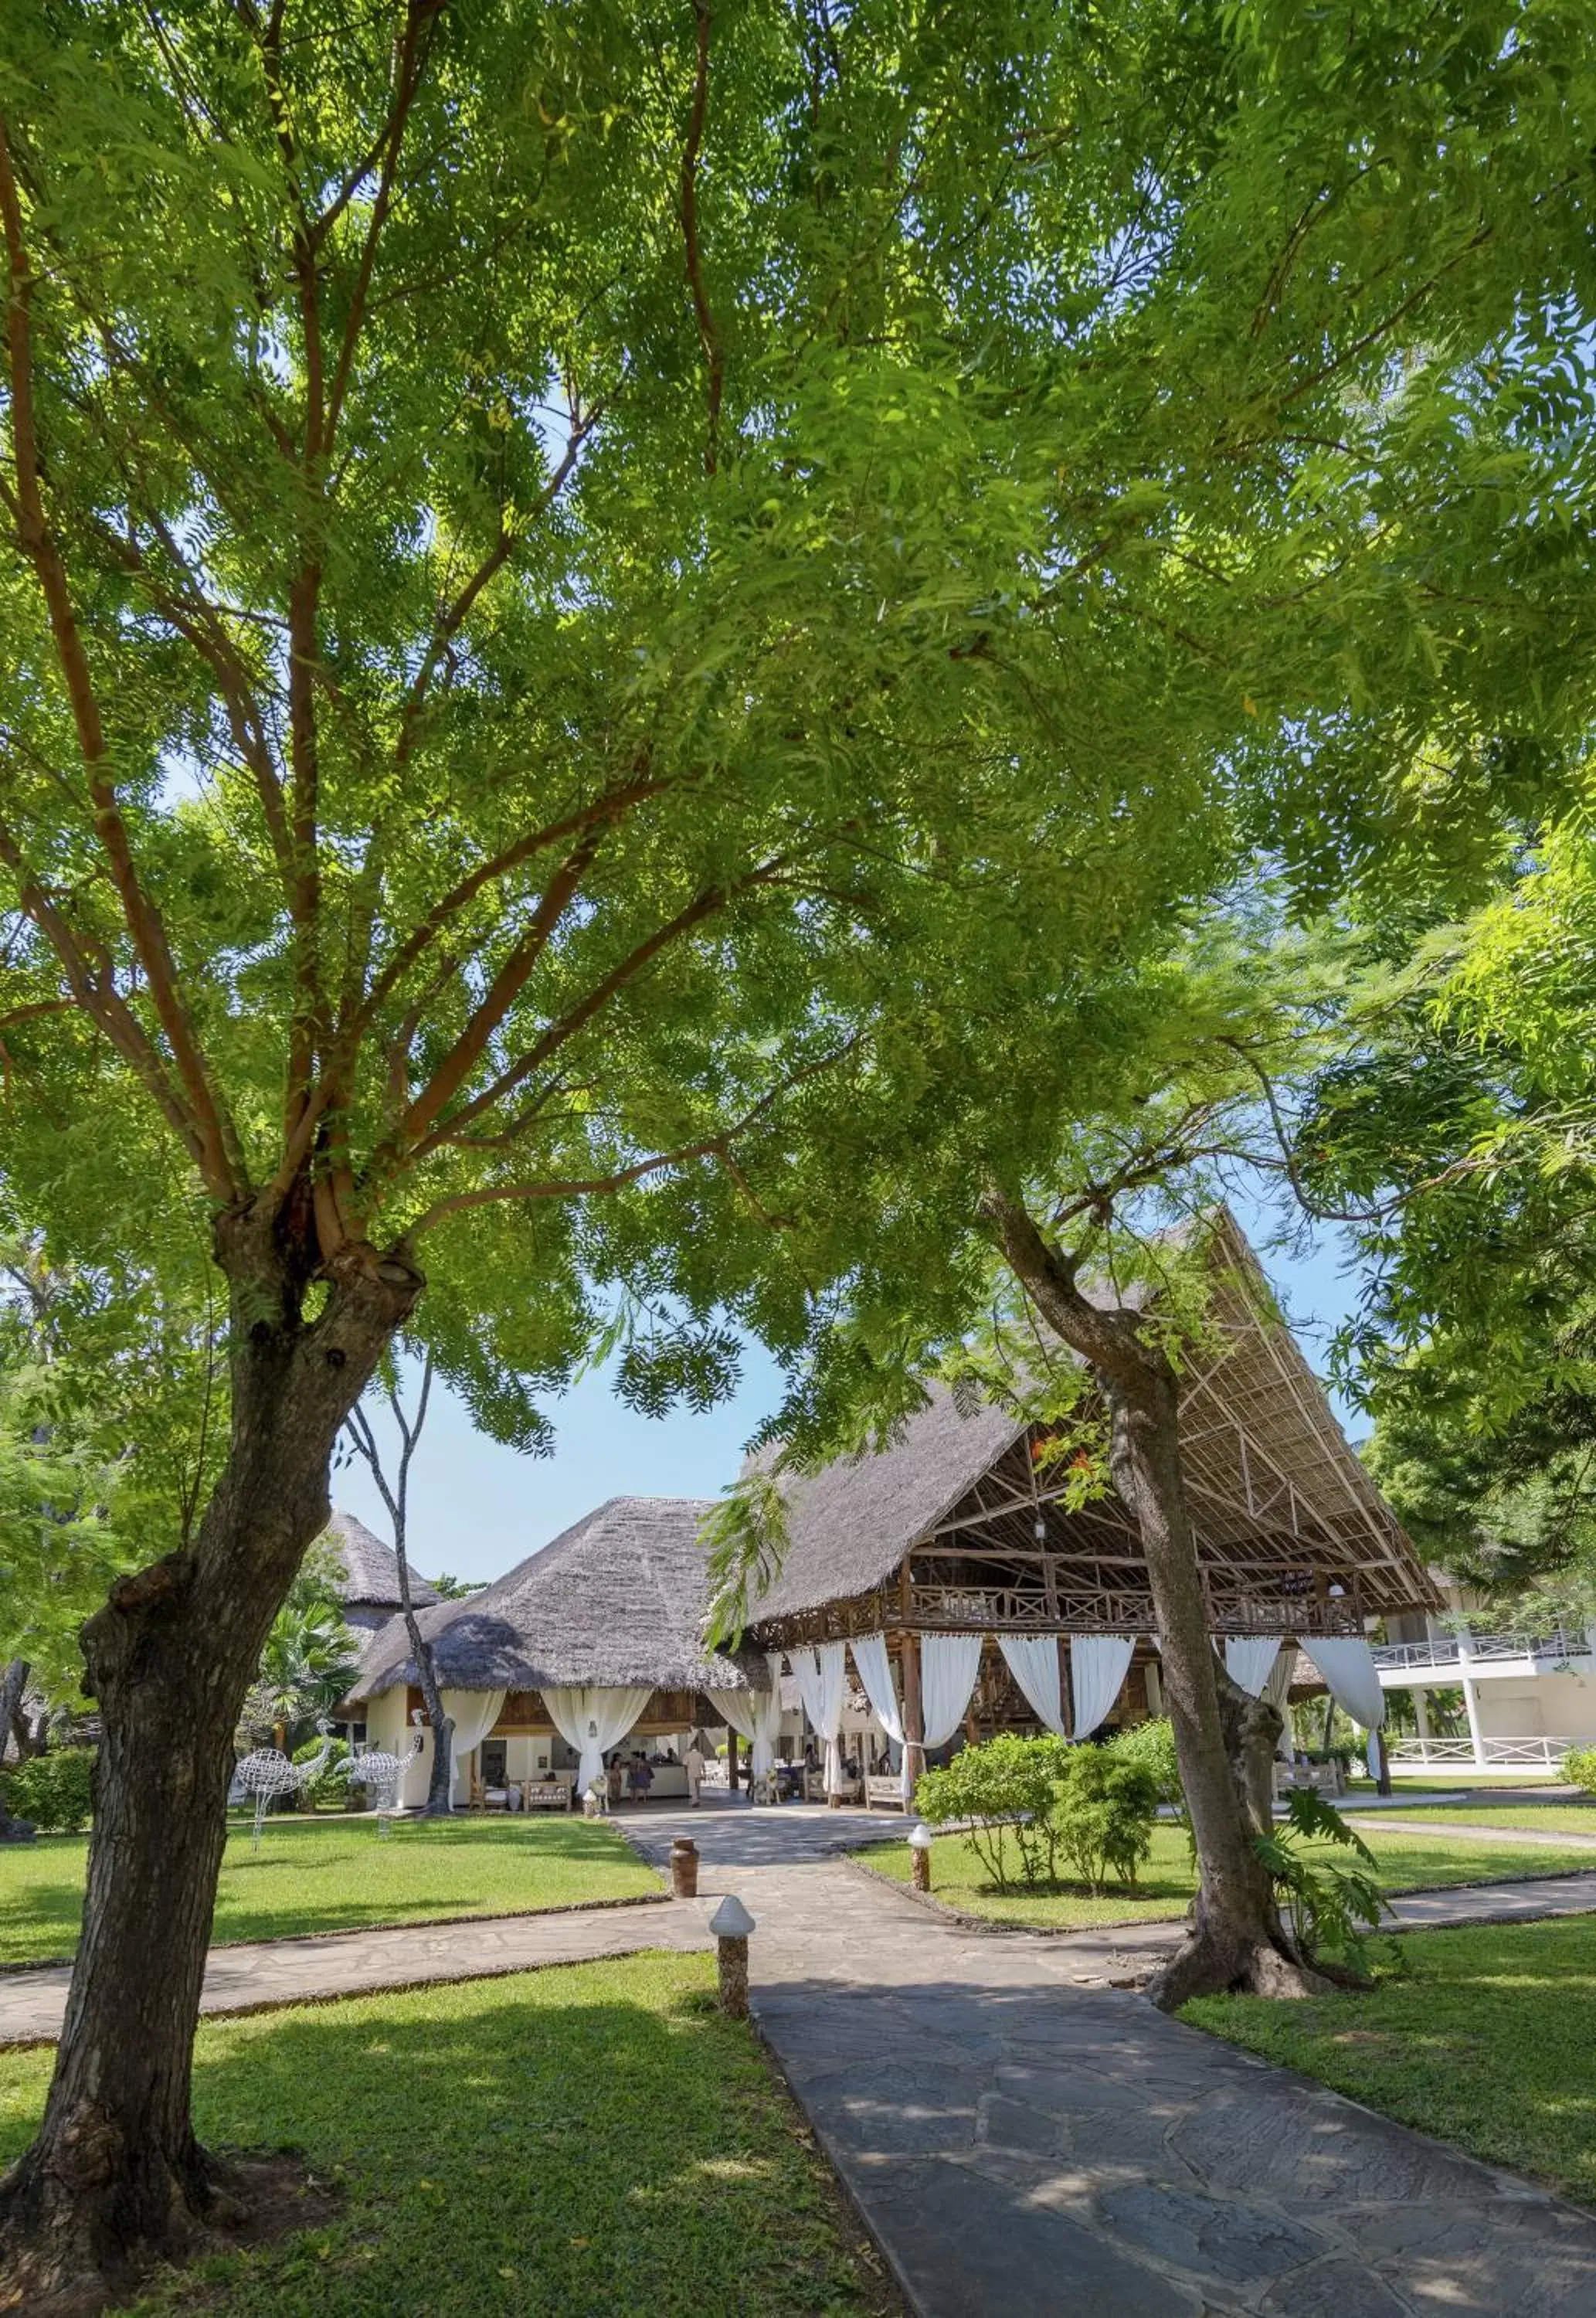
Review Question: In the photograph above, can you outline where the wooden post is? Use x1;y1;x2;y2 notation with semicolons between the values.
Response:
901;1631;925;1810
727;1728;740;1793
1374;1726;1392;1797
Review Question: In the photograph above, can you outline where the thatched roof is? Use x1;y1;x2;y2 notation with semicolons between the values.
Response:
347;1495;760;1701
324;1509;438;1614
744;1208;1432;1635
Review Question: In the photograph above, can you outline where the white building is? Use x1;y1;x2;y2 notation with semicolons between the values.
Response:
1375;1574;1596;1772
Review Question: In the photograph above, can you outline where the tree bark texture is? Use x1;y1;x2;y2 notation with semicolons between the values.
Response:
983;1189;1329;2010
0;1218;422;2307
405;1602;454;1818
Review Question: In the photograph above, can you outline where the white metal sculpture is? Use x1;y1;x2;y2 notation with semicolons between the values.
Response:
233;1732;336;1851
345;1729;426;1830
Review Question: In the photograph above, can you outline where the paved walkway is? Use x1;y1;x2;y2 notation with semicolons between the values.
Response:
1377;1816;1596;1850
0;1895;710;2048
7;1801;1596;2313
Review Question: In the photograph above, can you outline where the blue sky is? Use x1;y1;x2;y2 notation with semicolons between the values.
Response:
337;1188;1374;1588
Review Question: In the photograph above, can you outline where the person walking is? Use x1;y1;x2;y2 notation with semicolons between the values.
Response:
684;1735;709;1808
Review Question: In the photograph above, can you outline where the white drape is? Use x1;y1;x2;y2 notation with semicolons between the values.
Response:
850;1633;911;1797
1302;1637;1386;1730
998;1634;1070;1736
540;1684;653;1796
790;1641;847;1793
919;1633;984;1752
1265;1650;1294;1712
1224;1637;1282;1699
440;1688;507;1796
708;1654;785;1794
1071;1636;1135;1738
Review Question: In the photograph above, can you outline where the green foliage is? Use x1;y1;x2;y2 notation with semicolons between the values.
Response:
1109;1717;1183;1813
915;1733;1071;1892
1254;1790;1388;1973
1050;1746;1160;1895
239;1602;360;1752
290;1734;352;1813
2;1745;94;1834
1561;1745;1596;1797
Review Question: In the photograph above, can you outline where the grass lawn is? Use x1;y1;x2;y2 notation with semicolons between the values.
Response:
857;1819;1596;1931
0;1816;661;1967
1182;1915;1596;2208
0;1953;895;2317
1378;1803;1596;1837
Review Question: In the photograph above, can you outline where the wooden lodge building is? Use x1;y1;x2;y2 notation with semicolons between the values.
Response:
343;1213;1436;1809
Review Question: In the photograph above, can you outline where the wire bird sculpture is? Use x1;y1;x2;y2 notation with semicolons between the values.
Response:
233;1732;336;1852
345;1729;426;1833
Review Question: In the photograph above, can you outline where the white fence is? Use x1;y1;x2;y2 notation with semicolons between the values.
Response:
1386;1734;1580;1769
1372;1630;1591;1674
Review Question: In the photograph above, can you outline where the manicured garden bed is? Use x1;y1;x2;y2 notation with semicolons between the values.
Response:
0;1953;897;2316
856;1820;1594;1931
0;1817;661;1968
1182;1915;1596;2208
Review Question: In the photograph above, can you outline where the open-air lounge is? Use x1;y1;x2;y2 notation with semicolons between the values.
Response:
344;1213;1436;1810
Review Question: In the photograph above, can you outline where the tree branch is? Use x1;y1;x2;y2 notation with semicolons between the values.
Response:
679;0;724;474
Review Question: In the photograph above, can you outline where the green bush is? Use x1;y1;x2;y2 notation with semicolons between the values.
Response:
292;1733;351;1810
916;1732;1071;1891
2;1746;96;1833
1109;1717;1183;1810
1051;1746;1160;1893
1254;1788;1387;1973
1563;1744;1596;1795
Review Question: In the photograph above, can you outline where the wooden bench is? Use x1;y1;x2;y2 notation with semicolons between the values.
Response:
865;1775;906;1810
518;1779;572;1812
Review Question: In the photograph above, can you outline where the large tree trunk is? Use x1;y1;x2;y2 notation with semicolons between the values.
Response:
0;1216;422;2310
983;1189;1329;2011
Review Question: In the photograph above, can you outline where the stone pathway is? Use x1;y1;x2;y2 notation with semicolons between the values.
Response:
0;1895;710;2049
7;1800;1596;2313
1377;1816;1596;1850
625;1800;1596;2316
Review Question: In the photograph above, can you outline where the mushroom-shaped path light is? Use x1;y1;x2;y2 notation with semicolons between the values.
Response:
709;1894;757;2018
908;1821;935;1894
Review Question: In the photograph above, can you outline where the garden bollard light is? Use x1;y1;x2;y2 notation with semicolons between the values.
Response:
710;1894;756;2018
908;1821;934;1894
670;1837;699;1899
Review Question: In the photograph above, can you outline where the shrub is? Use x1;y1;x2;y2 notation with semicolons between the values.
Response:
292;1733;351;1810
1254;1789;1388;1973
1051;1747;1160;1893
2;1746;96;1834
916;1732;1071;1891
1563;1744;1596;1796
1109;1717;1183;1811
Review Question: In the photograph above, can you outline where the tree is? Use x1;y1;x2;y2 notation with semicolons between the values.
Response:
343;1351;455;1814
237;1553;360;1755
2;0;1593;2294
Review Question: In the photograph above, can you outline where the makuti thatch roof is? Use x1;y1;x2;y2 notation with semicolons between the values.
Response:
322;1509;438;1630
348;1494;759;1701
744;1208;1431;1636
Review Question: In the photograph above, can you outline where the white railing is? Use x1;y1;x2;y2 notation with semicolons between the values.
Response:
1372;1630;1590;1674
1386;1734;1580;1769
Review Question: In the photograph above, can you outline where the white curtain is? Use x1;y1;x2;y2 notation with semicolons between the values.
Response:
998;1634;1069;1736
1071;1636;1135;1738
440;1688;507;1795
1224;1637;1282;1699
1302;1637;1387;1731
708;1654;785;1794
850;1633;910;1796
790;1641;847;1793
541;1685;653;1796
920;1633;984;1752
1265;1650;1294;1711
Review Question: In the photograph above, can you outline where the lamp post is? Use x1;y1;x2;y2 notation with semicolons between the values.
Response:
908;1820;934;1894
709;1894;756;2017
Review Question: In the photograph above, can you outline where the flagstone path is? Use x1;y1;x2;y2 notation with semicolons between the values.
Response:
6;1799;1596;2313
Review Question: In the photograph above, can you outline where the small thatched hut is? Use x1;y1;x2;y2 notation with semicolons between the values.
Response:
323;1508;439;1634
348;1497;766;1806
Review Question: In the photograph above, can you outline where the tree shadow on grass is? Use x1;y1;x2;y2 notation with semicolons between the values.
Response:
0;1960;889;2318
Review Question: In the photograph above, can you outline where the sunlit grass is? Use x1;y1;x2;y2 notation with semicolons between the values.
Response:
0;1955;891;2316
1183;1915;1596;2207
0;1816;660;1966
857;1819;1592;1930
